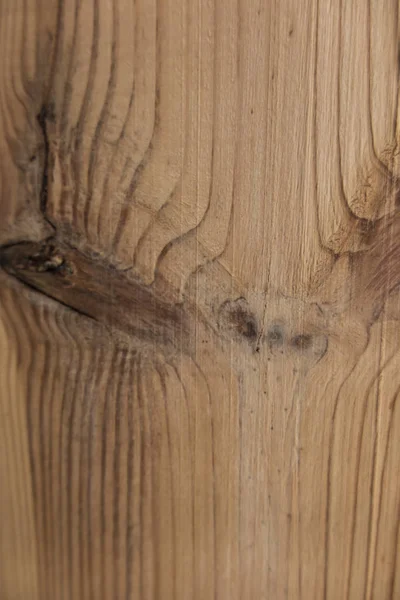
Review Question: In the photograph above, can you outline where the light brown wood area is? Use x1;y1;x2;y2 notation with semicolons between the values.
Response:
1;0;400;598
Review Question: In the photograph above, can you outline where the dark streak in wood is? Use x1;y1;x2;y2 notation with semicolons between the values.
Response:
218;297;258;344
291;334;313;350
37;104;55;219
0;238;190;352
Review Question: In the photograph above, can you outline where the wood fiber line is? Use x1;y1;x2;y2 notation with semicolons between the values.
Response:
112;0;185;264
0;289;40;600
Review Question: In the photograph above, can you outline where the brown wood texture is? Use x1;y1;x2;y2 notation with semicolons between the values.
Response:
1;1;400;598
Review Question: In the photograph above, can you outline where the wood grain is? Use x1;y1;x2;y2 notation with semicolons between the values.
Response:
1;0;400;599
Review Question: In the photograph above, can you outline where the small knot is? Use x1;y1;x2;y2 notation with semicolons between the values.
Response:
290;332;329;363
291;334;312;350
218;298;258;344
18;242;74;277
266;324;284;347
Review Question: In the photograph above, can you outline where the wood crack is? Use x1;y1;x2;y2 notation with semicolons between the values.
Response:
36;103;56;232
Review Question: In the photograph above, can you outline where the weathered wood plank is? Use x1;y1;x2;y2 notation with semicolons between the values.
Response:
2;1;400;599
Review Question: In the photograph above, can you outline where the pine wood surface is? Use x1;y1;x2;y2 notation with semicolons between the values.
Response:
1;1;400;598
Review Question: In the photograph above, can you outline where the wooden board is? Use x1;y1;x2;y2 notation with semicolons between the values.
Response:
1;0;400;598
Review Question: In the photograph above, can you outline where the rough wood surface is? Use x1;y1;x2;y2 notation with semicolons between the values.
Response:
1;1;400;598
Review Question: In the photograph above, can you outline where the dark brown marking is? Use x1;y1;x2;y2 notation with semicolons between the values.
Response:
14;241;74;277
218;298;258;344
291;334;313;350
395;187;400;208
37;103;56;218
0;238;190;351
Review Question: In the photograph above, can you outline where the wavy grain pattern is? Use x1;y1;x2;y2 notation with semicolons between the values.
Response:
2;1;400;599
